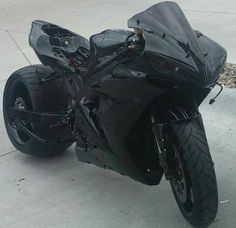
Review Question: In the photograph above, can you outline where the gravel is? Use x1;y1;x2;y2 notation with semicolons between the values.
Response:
218;63;236;88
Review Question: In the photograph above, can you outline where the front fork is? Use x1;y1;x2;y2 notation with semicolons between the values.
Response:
151;108;203;180
151;119;178;180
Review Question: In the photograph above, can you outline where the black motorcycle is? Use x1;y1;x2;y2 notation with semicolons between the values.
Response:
3;2;226;227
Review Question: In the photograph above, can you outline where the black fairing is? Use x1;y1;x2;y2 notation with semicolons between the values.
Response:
128;1;227;87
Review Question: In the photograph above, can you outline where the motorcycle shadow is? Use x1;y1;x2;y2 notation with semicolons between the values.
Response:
15;147;196;228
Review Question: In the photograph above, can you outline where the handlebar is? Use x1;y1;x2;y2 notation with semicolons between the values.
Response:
125;34;142;50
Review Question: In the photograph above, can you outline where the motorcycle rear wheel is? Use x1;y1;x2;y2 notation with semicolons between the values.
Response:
169;118;218;227
3;65;73;157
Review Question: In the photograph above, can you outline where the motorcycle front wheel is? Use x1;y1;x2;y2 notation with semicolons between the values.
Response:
169;117;218;227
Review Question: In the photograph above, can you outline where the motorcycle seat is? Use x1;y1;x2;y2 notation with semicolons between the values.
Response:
29;20;90;64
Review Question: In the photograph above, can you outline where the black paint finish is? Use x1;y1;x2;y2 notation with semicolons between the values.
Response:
28;2;226;185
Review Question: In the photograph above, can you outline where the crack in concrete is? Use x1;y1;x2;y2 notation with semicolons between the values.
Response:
189;12;216;22
185;9;236;15
188;6;236;22
0;28;28;34
0;149;17;158
6;30;32;65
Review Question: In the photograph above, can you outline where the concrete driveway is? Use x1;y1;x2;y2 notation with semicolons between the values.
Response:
0;1;235;227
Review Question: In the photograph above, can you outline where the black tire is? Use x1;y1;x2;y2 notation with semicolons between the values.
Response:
169;117;218;227
3;65;73;157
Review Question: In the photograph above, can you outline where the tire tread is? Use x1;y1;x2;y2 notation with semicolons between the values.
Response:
171;117;218;227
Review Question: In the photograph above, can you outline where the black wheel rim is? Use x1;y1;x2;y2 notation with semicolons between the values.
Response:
171;143;194;215
6;81;33;145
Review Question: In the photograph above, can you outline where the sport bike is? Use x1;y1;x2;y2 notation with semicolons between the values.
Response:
3;2;227;227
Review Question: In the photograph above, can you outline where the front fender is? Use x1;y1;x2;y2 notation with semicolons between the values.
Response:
150;88;210;123
151;110;204;180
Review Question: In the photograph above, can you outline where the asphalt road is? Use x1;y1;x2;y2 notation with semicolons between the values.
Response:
0;1;235;227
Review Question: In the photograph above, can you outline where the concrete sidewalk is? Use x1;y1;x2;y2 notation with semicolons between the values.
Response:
0;1;235;227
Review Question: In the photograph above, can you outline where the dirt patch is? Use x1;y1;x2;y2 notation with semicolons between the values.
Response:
218;63;236;88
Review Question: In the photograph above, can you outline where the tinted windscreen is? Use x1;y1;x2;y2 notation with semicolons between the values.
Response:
128;2;226;74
